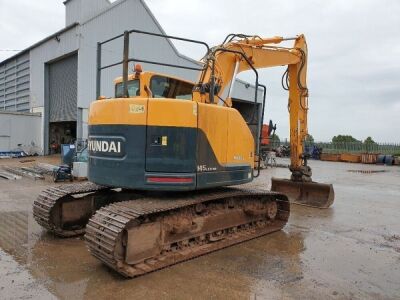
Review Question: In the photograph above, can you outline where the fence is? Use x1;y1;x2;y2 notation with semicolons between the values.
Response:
312;142;400;155
273;140;400;156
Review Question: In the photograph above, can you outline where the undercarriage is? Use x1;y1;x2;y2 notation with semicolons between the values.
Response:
33;182;289;277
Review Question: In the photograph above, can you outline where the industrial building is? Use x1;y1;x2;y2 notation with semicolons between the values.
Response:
0;0;260;154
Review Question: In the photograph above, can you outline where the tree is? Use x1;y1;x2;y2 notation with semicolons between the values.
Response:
270;134;280;147
271;133;280;143
332;135;361;144
305;134;314;144
364;136;376;144
364;136;376;153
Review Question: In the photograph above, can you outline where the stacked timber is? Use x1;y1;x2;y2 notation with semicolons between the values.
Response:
340;153;361;163
2;166;44;180
320;153;341;162
361;153;378;164
0;171;21;180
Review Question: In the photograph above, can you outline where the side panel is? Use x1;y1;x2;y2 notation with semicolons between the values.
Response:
88;98;148;188
197;104;253;188
89;98;148;125
226;109;255;168
88;98;253;190
197;103;228;169
88;124;147;188
146;99;197;173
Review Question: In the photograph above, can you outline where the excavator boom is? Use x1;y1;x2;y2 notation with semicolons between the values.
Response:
194;34;334;208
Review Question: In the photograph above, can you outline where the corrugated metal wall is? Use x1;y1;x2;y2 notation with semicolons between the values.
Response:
48;54;78;122
65;0;111;27
29;26;79;109
0;52;30;112
231;79;263;103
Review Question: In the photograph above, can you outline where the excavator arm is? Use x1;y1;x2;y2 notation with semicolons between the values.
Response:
194;34;334;208
194;35;309;177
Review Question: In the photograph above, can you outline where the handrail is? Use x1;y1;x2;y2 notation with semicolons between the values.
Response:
96;29;210;99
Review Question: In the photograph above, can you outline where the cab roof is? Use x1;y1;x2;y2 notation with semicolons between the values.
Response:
113;71;194;85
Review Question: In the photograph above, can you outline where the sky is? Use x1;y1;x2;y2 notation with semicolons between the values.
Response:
0;0;399;142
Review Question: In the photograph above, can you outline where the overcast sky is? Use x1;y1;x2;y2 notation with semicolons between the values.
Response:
0;0;399;142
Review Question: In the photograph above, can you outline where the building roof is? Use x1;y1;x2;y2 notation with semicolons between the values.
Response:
63;0;110;5
0;22;79;66
1;0;199;68
0;111;41;117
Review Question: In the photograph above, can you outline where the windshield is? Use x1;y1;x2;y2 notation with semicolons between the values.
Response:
150;76;193;100
115;79;140;98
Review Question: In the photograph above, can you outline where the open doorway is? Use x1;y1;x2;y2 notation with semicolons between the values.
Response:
49;121;76;154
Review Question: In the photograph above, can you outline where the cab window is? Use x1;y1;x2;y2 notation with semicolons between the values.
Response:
150;76;193;100
115;79;140;98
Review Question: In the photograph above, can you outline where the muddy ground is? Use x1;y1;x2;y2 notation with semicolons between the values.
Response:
0;156;399;299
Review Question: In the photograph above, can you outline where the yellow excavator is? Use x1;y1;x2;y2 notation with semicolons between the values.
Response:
33;30;334;277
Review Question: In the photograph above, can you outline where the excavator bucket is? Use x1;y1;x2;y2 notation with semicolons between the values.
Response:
271;178;334;208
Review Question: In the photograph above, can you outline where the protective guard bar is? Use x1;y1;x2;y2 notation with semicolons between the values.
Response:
96;29;210;99
208;47;264;178
253;84;267;178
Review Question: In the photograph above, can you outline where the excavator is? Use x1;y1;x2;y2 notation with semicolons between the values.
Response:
33;29;334;277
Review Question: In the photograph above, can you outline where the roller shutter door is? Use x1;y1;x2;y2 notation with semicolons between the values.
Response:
48;54;77;122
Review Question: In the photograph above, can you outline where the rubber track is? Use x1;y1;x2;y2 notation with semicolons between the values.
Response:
33;182;109;237
85;187;289;277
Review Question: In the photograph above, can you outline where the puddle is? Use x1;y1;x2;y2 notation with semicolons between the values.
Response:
347;169;387;173
0;208;309;299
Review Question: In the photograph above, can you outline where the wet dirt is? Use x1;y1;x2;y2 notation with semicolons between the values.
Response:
0;157;399;299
